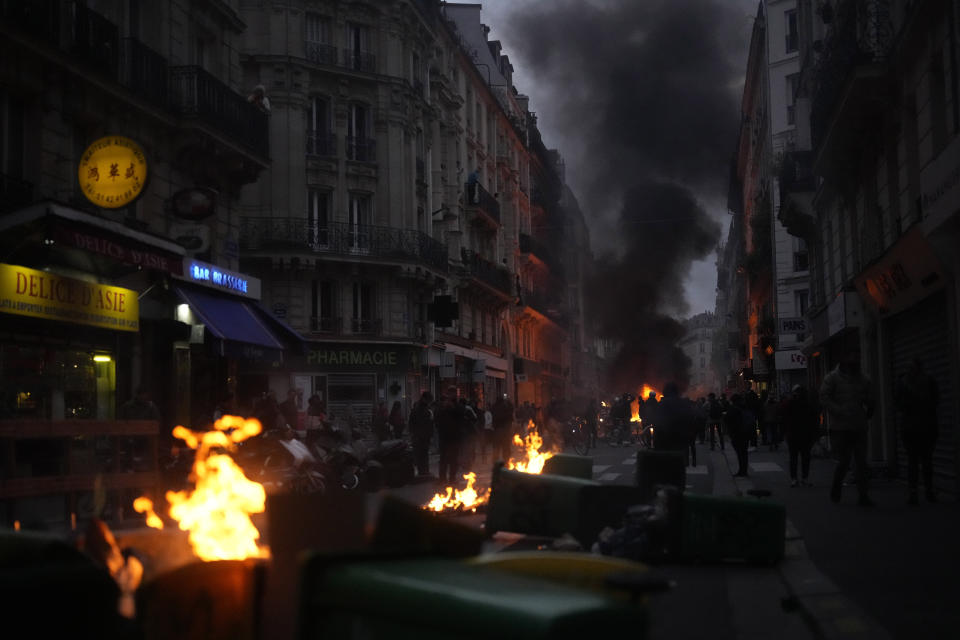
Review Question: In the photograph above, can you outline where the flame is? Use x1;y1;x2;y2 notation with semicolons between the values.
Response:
631;384;663;422
133;497;163;530
425;472;489;512
506;421;553;474
135;415;268;562
423;422;553;512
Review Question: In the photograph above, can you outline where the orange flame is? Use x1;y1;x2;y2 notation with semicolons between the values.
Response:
425;472;489;512
423;422;553;512
631;384;663;422
506;421;553;474
135;415;268;562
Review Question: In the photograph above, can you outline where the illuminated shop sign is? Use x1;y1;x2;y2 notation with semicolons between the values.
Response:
181;259;261;300
0;263;139;332
77;136;148;209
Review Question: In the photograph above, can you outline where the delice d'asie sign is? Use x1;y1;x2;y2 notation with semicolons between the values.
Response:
0;263;139;332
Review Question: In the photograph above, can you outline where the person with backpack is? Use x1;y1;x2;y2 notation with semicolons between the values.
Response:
408;392;435;477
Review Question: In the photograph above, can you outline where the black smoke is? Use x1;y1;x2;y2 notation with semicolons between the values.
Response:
500;0;750;391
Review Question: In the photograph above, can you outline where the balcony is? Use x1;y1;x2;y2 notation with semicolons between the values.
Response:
810;0;893;172
777;150;816;239
169;65;269;158
306;132;337;158
460;248;512;298
342;49;376;73
0;173;34;214
305;41;337;66
519;232;559;272
310;316;341;335
519;286;569;328
240;218;449;273
346;136;376;162
464;181;500;227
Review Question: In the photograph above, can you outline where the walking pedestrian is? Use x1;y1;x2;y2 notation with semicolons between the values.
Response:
408;392;435;477
388;400;405;440
726;394;750;477
895;358;940;504
820;347;876;507
584;398;599;449
707;392;725;450
481;402;494;463
436;387;465;485
744;383;761;449
762;393;781;451
492;394;515;463
781;384;819;487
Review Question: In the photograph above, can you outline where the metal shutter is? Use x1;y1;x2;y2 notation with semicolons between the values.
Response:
888;291;956;493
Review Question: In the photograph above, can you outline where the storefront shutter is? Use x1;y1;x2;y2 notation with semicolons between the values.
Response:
888;291;957;491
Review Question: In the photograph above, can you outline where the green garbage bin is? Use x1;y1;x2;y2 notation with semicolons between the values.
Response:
543;453;593;479
485;466;599;542
677;493;786;564
298;555;648;640
635;449;686;503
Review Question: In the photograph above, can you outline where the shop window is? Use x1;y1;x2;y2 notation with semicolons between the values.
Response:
0;345;116;420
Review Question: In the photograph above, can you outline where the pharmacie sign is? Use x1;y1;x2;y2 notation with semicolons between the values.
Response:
78;136;148;209
0;263;139;332
301;344;422;372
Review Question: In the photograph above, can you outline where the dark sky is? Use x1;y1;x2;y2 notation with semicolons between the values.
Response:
479;0;758;390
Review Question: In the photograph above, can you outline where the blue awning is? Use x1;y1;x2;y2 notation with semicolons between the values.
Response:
174;286;284;352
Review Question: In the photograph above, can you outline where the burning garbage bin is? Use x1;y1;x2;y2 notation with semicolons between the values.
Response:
542;453;593;480
297;554;648;639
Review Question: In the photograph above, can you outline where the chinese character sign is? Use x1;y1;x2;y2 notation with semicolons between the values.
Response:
77;136;148;209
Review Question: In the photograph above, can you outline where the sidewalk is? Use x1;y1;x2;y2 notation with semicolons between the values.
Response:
721;444;960;639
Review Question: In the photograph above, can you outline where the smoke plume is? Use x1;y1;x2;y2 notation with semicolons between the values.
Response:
500;0;751;391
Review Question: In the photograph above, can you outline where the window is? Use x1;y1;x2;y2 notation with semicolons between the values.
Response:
311;280;336;332
699;343;705;354
785;10;798;53
351;283;375;334
305;13;335;65
347;193;371;251
700;357;706;368
793;250;809;271
307;189;330;248
412;52;423;92
0;89;25;181
786;73;799;125
307;96;333;156
347;103;374;161
795;289;809;316
345;23;373;72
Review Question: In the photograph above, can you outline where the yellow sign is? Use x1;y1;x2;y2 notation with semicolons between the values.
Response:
0;263;139;332
78;136;148;208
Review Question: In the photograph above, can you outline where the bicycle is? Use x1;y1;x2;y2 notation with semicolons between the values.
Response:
565;417;591;456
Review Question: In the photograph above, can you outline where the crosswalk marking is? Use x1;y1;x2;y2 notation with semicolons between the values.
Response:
593;464;611;473
686;465;709;475
622;456;637;466
598;472;621;482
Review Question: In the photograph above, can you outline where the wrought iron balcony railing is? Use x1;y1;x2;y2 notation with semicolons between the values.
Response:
69;1;119;78
519;232;558;271
169;65;269;157
346;136;376;162
0;173;34;213
810;0;893;151
305;41;337;66
306;132;336;157
778;150;815;195
519;286;569;327
460;248;512;295
463;181;500;224
119;37;167;106
342;49;376;73
240;218;449;273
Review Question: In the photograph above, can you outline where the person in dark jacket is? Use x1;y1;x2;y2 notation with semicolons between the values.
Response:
653;383;691;453
388;400;405;440
491;394;515;462
435;387;465;485
895;358;940;504
820;348;876;506
726;394;749;477
408;392;434;476
781;385;819;487
707;392;725;450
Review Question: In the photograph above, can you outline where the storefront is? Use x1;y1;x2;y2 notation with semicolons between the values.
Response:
284;343;425;428
856;227;958;491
